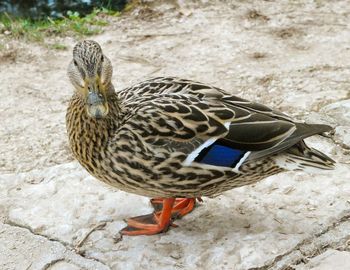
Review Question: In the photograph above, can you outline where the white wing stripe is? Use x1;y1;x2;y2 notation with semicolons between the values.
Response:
183;138;218;166
183;122;231;166
232;151;251;173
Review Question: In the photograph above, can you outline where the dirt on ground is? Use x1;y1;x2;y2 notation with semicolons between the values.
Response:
0;1;350;269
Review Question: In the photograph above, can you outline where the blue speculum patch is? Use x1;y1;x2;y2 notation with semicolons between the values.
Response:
194;142;246;168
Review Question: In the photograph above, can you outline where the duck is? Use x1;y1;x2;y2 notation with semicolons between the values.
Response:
66;40;335;236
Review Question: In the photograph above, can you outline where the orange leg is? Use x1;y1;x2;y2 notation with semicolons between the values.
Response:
150;197;202;219
120;198;175;236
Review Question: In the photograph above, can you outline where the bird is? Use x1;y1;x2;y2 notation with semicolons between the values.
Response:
66;40;335;236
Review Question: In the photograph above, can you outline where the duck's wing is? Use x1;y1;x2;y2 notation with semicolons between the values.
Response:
118;92;331;169
119;77;292;122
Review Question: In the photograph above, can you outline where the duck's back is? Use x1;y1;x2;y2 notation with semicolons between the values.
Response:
93;76;335;197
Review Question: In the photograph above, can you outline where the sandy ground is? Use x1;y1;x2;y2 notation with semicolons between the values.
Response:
1;0;350;269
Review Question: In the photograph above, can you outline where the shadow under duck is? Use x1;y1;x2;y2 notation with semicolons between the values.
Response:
66;40;335;236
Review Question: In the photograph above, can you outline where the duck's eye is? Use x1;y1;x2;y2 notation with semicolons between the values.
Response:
101;55;104;62
73;60;78;66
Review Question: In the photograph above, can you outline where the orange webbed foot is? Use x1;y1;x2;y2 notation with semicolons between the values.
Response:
150;197;202;219
120;198;175;236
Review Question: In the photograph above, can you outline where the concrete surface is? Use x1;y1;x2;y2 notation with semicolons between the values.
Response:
297;249;350;270
1;1;350;269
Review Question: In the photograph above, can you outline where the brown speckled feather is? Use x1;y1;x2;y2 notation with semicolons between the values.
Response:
66;41;334;199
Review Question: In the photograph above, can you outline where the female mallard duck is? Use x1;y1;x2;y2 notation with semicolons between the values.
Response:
66;40;335;236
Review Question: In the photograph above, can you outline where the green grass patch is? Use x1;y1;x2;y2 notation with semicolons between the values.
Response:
0;8;120;46
49;43;68;50
123;0;141;13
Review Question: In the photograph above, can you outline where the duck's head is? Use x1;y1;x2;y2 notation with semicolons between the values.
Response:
68;40;113;119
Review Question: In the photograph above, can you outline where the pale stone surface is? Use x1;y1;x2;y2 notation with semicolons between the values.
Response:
0;223;108;270
48;261;81;270
1;150;349;269
297;249;350;270
1;1;350;269
0;223;66;270
322;100;350;126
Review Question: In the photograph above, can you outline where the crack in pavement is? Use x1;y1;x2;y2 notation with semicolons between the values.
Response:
248;212;350;270
42;259;65;270
3;219;111;269
4;219;71;247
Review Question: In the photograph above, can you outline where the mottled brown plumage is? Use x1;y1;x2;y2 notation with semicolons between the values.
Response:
66;40;335;235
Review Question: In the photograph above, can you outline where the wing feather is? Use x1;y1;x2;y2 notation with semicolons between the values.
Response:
118;77;331;162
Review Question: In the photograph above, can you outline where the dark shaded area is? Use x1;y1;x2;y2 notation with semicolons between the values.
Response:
0;0;127;19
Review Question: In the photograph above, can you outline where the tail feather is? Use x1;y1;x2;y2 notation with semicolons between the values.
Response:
274;141;335;173
247;123;333;162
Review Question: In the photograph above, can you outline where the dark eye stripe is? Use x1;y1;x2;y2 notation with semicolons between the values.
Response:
78;66;86;79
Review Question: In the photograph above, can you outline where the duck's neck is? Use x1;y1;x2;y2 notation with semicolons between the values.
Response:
66;86;121;172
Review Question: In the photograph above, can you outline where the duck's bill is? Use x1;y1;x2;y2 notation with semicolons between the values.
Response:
86;91;109;118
